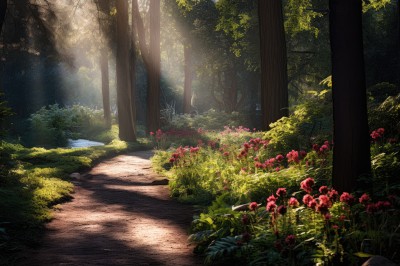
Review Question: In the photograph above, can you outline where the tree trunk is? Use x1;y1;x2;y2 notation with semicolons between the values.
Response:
0;0;6;33
146;0;161;133
116;0;136;141
97;0;111;129
100;47;111;128
183;42;192;113
258;0;289;130
329;0;371;193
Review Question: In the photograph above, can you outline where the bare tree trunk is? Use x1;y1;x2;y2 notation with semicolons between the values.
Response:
146;0;161;133
100;47;111;128
258;0;288;130
183;42;192;113
330;0;371;193
116;0;136;141
0;0;6;33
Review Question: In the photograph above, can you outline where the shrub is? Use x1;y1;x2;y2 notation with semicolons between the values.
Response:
29;104;111;147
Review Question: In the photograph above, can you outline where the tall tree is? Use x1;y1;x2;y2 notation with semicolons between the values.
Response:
132;0;160;133
330;0;371;193
96;0;112;129
116;0;136;141
0;0;6;33
258;0;289;130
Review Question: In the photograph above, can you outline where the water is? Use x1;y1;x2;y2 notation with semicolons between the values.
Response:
67;139;104;148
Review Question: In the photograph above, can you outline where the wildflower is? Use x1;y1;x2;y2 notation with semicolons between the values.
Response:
319;144;329;153
286;150;300;163
327;189;339;200
375;200;391;210
300;177;315;193
319;186;329;194
249;202;259;211
275;154;284;162
302;194;314;205
169;158;175;163
285;235;296;246
366;203;378;214
300;150;307;158
308;199;317;209
276;188;287;197
318;195;331;205
275;167;280;172
150;132;154;136
241;214;250;225
267;194;277;202
255;162;264;169
277;205;287;215
312;144;320;152
266;201;277;212
340;192;356;205
324;213;332;220
190;147;199;153
377;128;385;135
288;197;299;207
359;193;370;205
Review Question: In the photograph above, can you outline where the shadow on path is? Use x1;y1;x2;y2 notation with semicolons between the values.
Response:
19;151;203;266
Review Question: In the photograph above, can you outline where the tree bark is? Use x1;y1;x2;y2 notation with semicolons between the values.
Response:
258;0;289;130
0;0;6;33
146;0;161;133
100;47;111;128
116;0;136;141
183;42;192;113
329;0;371;193
96;0;112;129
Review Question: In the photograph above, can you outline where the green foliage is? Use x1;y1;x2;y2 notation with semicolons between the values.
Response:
164;109;248;131
284;0;323;37
369;92;400;137
264;89;332;155
29;104;112;147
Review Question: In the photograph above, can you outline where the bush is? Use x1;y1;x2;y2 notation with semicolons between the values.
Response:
29;104;111;147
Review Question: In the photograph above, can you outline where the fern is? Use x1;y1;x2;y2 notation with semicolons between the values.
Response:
205;236;248;265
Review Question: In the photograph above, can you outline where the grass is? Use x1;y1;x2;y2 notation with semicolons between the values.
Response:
0;137;151;264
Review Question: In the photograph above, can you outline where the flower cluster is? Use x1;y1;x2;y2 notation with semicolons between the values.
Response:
370;127;385;141
169;145;200;164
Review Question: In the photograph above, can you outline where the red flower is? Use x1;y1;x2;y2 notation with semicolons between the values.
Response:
303;194;314;205
377;128;385;135
300;177;315;193
308;199;317;209
340;192;356;205
150;132;154;136
359;193;370;205
267;194;277;202
327;189;339;200
319;144;329;153
366;203;378;214
276;188;287;197
288;197;299;207
285;235;296;246
286;150;300;163
223;152;229;157
169;158;175;163
324;213;332;220
277;205;287;215
312;144;320;152
319;186;329;194
275;154;284;162
249;202;259;211
266;201;277;212
300;150;307;158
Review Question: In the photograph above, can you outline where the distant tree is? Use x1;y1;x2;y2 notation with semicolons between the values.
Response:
329;0;371;193
0;0;6;33
116;0;136;141
95;0;112;129
258;0;289;130
132;0;160;133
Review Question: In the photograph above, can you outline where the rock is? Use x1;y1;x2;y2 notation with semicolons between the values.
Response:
362;256;398;266
69;172;81;180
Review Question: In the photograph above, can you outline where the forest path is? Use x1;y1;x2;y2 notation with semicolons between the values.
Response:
21;150;203;266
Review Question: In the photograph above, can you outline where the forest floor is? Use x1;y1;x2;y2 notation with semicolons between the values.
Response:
19;150;203;266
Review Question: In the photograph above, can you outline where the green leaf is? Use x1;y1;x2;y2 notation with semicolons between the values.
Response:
353;252;374;258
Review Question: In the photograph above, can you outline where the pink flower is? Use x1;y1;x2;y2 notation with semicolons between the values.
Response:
275;154;284;162
300;177;315;193
288;197;299;207
319;144;329;153
150;132;154;136
266;201;277;212
324;213;332;220
249;202;259;211
312;144;320;152
276;188;287;197
286;150;300;163
267;194;277;202
319;186;329;194
327;189;339;200
308;199;317;209
340;192;356;205
359;193;370;205
302;194;314;205
377;128;385;135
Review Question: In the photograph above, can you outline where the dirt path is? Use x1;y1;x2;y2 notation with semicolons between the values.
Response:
21;150;203;266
